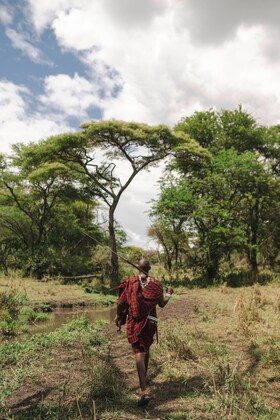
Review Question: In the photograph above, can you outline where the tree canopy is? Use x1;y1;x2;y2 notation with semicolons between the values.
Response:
0;110;279;286
151;107;280;284
3;121;184;285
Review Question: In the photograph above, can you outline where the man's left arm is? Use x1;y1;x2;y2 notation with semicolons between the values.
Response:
158;287;174;308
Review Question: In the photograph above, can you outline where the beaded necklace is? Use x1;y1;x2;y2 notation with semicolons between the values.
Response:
139;276;150;289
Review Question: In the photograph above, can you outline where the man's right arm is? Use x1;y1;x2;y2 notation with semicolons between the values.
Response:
115;280;129;328
115;303;125;327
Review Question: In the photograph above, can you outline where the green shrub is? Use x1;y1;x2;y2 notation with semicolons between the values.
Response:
21;307;49;323
0;290;26;336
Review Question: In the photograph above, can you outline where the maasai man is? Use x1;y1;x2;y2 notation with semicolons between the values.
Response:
115;258;173;407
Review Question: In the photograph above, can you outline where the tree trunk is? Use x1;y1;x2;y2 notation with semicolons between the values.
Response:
205;248;219;285
249;242;258;283
109;206;119;288
163;243;172;273
206;264;216;285
174;241;179;270
226;251;234;272
247;199;259;283
174;241;180;280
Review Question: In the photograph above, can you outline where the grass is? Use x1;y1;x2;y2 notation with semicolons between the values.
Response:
1;280;280;419
148;283;280;419
0;276;117;307
0;289;28;336
0;275;117;340
0;318;126;419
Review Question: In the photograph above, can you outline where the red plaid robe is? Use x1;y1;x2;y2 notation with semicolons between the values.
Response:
117;275;163;345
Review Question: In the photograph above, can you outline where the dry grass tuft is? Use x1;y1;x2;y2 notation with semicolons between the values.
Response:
250;284;267;308
219;282;229;294
233;286;266;335
275;294;280;313
233;292;244;313
161;321;197;361
204;356;260;418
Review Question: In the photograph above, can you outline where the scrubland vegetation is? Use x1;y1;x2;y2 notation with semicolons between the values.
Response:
0;281;279;419
0;276;116;339
150;283;280;419
0;108;279;417
0;318;123;419
0;108;279;287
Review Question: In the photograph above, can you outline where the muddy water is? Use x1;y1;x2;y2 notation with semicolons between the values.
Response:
27;305;117;336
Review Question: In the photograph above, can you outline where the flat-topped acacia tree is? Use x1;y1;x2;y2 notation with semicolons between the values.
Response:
19;121;182;286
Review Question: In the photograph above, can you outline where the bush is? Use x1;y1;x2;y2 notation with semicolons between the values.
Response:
0;290;26;336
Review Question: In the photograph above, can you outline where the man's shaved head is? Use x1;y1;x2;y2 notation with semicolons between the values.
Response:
138;258;151;274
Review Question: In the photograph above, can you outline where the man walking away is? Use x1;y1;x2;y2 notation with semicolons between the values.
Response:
115;258;173;407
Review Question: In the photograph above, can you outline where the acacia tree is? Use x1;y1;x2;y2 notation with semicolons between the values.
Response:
19;121;181;285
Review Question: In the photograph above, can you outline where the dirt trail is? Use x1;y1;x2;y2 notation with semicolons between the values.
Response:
3;289;280;418
104;297;197;418
2;296;197;420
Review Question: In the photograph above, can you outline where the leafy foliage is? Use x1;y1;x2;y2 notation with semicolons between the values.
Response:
152;107;280;284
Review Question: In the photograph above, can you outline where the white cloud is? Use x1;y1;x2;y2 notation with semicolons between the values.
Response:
0;80;71;154
31;0;280;127
4;0;280;247
27;0;168;34
26;0;88;33
178;0;280;46
39;73;102;118
5;28;52;65
52;6;101;51
0;5;13;25
186;25;280;125
0;80;28;120
116;164;164;247
101;0;169;29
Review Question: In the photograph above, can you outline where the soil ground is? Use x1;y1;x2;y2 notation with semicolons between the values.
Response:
2;284;280;419
2;297;197;420
103;297;197;419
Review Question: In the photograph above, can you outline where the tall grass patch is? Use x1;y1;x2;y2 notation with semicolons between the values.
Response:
233;284;266;335
150;283;280;418
0;317;127;418
0;289;26;336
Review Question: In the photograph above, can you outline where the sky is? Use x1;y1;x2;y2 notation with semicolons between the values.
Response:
1;0;280;248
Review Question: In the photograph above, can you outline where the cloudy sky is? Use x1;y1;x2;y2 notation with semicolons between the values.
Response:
1;0;280;247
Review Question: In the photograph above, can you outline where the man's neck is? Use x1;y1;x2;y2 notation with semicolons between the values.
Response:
140;273;149;280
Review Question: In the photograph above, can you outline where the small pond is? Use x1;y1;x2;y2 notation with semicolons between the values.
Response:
29;305;117;335
1;305;117;342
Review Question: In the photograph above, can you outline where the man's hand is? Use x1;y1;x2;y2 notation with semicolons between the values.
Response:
159;287;174;308
115;315;121;329
166;287;174;295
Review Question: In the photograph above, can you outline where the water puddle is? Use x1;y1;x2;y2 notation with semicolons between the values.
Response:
1;305;117;342
29;305;117;335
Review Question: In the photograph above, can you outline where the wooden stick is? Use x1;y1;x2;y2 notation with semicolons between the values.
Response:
93;399;96;420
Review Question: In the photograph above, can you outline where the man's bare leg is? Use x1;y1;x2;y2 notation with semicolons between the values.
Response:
144;351;150;384
135;352;147;391
145;351;149;373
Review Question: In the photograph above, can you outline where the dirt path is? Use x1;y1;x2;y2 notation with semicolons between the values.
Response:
104;297;197;418
3;287;280;419
1;296;197;420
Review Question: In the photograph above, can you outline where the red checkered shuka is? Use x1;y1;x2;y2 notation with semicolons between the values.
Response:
117;275;163;344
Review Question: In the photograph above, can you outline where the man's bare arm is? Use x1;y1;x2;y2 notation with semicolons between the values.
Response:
158;287;174;308
115;303;126;327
